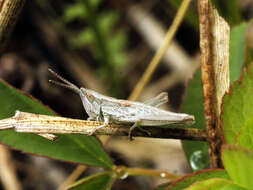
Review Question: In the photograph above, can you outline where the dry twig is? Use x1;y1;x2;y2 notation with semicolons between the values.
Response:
198;0;230;167
0;145;22;190
0;111;207;141
0;0;26;51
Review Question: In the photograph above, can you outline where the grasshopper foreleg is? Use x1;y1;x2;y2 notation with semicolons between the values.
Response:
87;115;109;135
87;108;109;135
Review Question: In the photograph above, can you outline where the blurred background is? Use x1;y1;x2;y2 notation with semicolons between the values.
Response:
0;0;253;189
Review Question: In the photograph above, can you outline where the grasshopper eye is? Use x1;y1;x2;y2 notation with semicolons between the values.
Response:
86;93;95;102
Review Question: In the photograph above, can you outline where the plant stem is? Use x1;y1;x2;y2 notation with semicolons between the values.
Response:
81;0;110;68
65;166;180;189
0;145;22;190
198;0;216;167
0;0;26;52
58;165;87;190
66;171;113;190
198;0;228;168
127;168;180;180
128;0;192;101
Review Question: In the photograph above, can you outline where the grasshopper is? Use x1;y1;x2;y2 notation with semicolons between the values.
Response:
49;69;195;139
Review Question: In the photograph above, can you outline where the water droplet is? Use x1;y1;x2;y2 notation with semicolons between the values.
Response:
113;165;128;179
160;172;166;178
190;150;209;171
119;172;128;179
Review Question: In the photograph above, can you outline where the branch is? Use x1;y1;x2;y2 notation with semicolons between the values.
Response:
0;111;207;141
58;165;87;190
0;145;22;190
198;0;230;168
0;0;26;51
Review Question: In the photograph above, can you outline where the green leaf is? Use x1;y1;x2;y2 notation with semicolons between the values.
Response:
154;183;171;190
166;169;229;190
108;30;127;51
211;0;241;26
230;23;248;82
237;116;253;150
64;3;87;23
221;63;253;147
107;31;127;67
222;145;253;189
68;172;112;190
89;0;102;10
245;42;253;68
71;28;95;47
181;69;209;171
98;12;120;35
0;80;113;169
185;178;246;190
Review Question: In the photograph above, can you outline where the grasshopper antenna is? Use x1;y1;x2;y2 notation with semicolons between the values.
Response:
48;69;80;94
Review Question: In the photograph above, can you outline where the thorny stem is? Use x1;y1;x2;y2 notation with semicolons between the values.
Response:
128;0;192;101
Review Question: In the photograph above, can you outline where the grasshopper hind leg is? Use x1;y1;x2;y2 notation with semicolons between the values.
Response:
128;121;151;140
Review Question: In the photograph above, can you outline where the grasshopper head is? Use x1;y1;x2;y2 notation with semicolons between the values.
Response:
80;88;99;118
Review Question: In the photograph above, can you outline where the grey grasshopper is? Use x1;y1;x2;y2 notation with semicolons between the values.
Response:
49;69;195;139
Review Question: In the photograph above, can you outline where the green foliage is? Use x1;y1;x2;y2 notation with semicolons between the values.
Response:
63;0;127;88
156;150;252;190
0;80;113;169
222;63;253;149
68;172;113;190
161;169;229;189
222;145;253;189
63;0;101;22
230;23;248;82
185;178;246;190
211;0;241;26
155;183;171;190
64;4;87;22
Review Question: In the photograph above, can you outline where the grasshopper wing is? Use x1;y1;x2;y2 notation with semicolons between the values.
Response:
144;92;168;108
138;114;195;127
